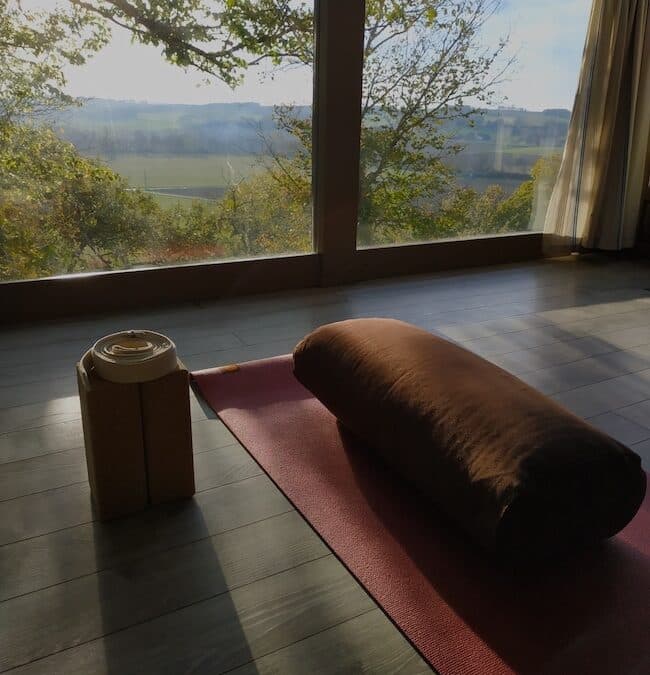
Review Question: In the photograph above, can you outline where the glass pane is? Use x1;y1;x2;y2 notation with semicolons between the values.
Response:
357;0;592;248
1;0;314;281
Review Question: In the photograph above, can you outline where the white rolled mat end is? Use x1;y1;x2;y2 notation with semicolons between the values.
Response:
91;330;177;383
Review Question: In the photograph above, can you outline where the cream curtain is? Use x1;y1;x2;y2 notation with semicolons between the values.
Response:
543;0;650;252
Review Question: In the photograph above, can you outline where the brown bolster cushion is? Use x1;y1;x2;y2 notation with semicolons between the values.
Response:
293;318;646;562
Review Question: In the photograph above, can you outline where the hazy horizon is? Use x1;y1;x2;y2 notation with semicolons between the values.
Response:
66;97;573;113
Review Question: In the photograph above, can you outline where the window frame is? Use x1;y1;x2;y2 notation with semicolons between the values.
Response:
0;0;543;322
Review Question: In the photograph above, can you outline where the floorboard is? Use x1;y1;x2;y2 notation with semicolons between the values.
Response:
0;448;87;502
229;609;433;675
8;556;376;675
0;512;328;672
0;473;291;601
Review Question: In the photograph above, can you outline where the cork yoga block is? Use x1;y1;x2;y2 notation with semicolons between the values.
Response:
77;352;195;520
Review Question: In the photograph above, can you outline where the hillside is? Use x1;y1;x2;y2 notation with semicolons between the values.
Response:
52;99;569;161
52;99;307;157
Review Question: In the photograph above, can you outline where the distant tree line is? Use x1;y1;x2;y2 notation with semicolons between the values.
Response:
59;121;301;158
54;100;570;162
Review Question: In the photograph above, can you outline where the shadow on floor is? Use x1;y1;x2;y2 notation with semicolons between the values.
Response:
92;497;259;674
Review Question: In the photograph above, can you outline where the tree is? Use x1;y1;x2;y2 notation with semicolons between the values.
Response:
424;155;561;239
215;168;311;257
0;0;125;278
0;0;318;278
0;122;160;279
148;200;238;264
0;0;108;123
67;0;313;86
240;0;512;244
358;0;511;243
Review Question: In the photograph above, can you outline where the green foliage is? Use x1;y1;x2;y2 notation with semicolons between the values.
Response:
148;201;237;264
260;1;560;247
0;0;318;279
359;1;510;242
424;155;560;240
0;119;314;279
69;0;313;87
0;123;159;279
0;0;108;122
214;165;312;257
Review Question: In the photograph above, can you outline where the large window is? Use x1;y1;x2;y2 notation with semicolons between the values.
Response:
357;0;591;248
1;0;314;281
1;1;593;287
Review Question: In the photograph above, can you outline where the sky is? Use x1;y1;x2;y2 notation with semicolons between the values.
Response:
35;0;592;111
486;0;593;110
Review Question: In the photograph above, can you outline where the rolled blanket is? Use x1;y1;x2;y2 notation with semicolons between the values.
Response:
293;318;646;563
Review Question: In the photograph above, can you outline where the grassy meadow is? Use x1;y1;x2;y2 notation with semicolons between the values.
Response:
101;153;266;207
105;154;263;188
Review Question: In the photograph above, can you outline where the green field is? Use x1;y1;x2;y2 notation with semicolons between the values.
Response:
145;193;213;209
104;154;263;188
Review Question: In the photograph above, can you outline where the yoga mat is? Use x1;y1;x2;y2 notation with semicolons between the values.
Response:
192;355;650;675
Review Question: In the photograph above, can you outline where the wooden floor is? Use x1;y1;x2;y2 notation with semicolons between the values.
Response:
1;256;650;674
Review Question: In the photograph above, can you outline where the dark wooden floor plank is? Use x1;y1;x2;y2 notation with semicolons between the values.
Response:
552;368;650;418
0;482;93;546
0;446;263;543
615;399;650;429
587;411;650;446
0;419;84;465
631;438;650;467
0;391;212;436
0;331;244;389
0;511;328;672
190;418;239;452
0;376;79;413
8;556;375;675
0;473;291;600
0;448;86;502
488;336;618;375
518;350;650;395
228;609;434;675
193;444;262;492
0;396;81;435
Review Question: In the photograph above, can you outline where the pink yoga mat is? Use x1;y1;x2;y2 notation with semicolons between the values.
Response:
192;355;650;675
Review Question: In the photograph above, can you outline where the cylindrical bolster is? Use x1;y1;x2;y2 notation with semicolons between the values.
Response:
293;318;646;562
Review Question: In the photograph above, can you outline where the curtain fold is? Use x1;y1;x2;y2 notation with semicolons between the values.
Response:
543;0;650;252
